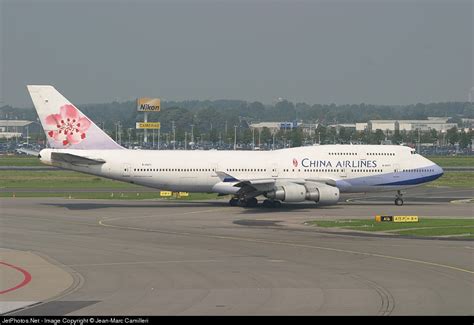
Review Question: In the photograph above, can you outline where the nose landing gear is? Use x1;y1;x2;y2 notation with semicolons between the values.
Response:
395;190;404;206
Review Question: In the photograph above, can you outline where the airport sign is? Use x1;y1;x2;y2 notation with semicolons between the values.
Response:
136;122;161;129
376;215;419;223
375;215;393;222
160;191;172;197
393;216;419;223
137;98;161;112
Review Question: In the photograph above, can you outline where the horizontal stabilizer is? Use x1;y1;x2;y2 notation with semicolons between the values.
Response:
16;148;40;156
51;152;105;165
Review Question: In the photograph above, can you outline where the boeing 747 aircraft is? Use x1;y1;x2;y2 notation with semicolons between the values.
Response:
28;85;444;207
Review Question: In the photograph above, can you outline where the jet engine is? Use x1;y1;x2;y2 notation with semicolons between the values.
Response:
266;182;339;205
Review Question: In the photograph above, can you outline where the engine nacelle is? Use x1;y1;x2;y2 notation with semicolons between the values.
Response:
304;182;340;205
266;182;340;205
266;183;306;202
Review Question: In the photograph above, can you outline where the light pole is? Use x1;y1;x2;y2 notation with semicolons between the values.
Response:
152;129;155;149
172;120;176;150
417;128;421;153
157;128;161;150
128;128;133;148
252;128;255;150
234;125;237;150
115;122;122;145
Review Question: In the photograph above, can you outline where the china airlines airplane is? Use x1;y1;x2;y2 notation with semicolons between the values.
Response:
28;85;444;207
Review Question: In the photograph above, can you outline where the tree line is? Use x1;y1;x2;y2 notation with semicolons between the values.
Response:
1;99;472;147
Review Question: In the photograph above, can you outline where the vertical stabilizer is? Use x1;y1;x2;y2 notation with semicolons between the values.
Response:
27;85;123;150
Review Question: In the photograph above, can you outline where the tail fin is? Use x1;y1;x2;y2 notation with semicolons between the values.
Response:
27;85;123;150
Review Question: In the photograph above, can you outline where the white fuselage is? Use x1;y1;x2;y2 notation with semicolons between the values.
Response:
39;145;443;194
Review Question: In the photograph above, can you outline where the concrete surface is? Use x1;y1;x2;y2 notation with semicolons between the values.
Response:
0;187;472;315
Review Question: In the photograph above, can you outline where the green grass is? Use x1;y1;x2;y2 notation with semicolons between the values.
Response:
428;171;474;188
0;191;220;200
307;218;474;238
0;169;222;200
0;170;142;189
0;155;43;166
427;156;474;168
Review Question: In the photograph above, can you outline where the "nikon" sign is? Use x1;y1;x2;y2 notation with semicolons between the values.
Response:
137;98;161;112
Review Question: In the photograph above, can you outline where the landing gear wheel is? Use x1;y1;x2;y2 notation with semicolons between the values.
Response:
263;200;273;208
229;198;239;206
247;197;258;207
394;190;404;206
263;199;282;208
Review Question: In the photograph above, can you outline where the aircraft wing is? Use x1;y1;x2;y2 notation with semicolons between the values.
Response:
51;152;106;165
216;170;337;197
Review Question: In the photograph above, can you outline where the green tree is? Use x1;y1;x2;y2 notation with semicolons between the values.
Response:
459;129;472;149
373;129;385;144
290;128;303;147
446;127;459;145
259;127;272;144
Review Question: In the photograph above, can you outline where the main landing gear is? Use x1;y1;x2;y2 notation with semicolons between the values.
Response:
228;197;282;208
228;197;258;207
262;199;281;208
229;197;239;206
395;190;404;206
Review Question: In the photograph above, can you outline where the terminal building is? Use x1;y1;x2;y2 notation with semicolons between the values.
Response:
356;117;457;133
249;121;319;135
251;118;459;135
0;120;42;139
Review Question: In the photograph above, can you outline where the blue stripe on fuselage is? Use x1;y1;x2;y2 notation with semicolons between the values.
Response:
223;176;239;182
375;172;443;186
337;164;443;188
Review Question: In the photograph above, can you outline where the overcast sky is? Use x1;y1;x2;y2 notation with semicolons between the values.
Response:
1;0;472;107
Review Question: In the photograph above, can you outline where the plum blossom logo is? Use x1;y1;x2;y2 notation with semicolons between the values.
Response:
44;104;91;146
292;158;298;167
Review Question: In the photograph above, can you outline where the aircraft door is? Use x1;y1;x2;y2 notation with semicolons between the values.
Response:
393;163;400;179
339;168;348;179
122;163;131;177
271;163;279;177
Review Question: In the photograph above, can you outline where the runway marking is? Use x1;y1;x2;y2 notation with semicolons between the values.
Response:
450;199;474;204
382;225;473;233
64;259;219;267
99;218;474;276
0;262;32;294
99;207;229;222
